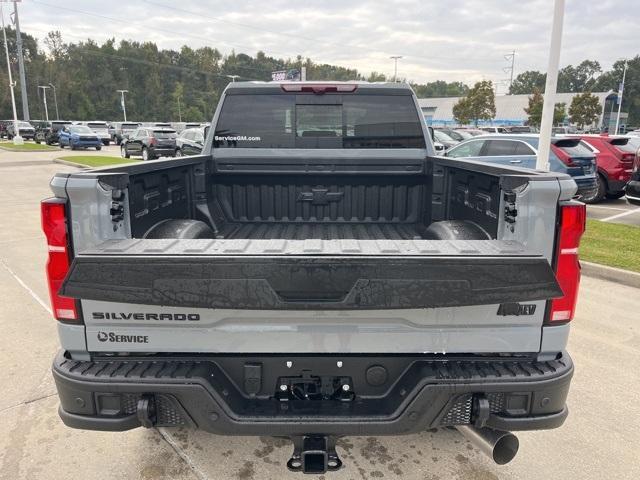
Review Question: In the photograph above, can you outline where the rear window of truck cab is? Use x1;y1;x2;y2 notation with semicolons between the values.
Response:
213;94;426;149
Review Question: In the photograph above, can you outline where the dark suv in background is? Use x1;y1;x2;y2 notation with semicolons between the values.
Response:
34;120;73;145
120;127;177;160
175;127;206;156
111;122;141;145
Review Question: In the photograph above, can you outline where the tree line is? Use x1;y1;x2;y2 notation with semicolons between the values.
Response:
451;80;603;129
0;29;635;125
509;58;639;125
0;29;468;122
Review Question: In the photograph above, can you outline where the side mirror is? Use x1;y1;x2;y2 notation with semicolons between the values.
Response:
428;126;435;141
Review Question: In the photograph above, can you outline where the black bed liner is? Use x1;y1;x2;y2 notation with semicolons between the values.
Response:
217;222;428;241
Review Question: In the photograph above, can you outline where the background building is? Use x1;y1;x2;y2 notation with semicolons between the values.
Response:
418;91;623;130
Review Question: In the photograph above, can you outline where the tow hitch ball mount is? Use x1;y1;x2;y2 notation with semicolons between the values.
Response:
287;436;342;474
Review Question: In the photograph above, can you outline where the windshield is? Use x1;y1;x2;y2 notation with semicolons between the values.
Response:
214;94;426;149
153;130;177;138
554;139;593;157
18;121;32;128
88;123;108;129
121;123;139;130
433;130;455;143
69;126;93;134
455;130;475;139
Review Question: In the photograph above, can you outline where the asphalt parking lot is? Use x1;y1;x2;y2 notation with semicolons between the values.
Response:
586;198;640;227
0;149;638;480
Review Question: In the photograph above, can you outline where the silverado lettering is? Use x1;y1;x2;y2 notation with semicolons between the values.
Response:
92;312;200;321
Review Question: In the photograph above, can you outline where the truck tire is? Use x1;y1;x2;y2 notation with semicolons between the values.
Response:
144;219;215;239
96;145;102;151
59;143;65;149
142;147;150;161
175;148;183;157
120;145;130;158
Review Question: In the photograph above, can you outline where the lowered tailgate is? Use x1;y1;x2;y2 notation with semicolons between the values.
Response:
62;238;561;354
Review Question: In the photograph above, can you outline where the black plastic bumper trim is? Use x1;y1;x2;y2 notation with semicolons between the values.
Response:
52;351;573;436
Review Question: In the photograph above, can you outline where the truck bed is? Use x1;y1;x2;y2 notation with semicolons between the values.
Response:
217;222;428;241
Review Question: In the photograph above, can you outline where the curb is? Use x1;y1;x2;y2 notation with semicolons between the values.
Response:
0;146;59;153
52;158;89;168
582;261;640;289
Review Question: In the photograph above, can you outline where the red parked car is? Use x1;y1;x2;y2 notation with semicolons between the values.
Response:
575;135;636;203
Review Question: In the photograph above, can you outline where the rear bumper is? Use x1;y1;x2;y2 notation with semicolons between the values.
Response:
574;176;598;198
53;350;573;435
625;179;640;203
150;147;176;157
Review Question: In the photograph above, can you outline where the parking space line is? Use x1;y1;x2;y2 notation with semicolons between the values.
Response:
587;205;630;211
0;258;51;314
601;208;640;222
157;428;210;480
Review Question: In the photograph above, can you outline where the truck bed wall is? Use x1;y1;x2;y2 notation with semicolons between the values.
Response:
124;156;501;240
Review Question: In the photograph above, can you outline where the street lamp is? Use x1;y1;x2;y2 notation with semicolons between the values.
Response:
225;75;240;82
390;56;403;82
38;85;50;121
614;61;628;134
48;83;59;120
1;3;22;144
117;89;128;121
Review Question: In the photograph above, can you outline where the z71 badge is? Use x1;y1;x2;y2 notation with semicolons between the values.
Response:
497;303;536;316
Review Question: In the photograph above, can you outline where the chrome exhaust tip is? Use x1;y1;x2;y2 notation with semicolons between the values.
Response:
455;425;519;465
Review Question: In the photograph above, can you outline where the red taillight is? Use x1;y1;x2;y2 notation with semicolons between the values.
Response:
150;137;158;146
552;145;576;167
41;198;78;322
548;203;586;323
280;83;358;94
621;153;635;164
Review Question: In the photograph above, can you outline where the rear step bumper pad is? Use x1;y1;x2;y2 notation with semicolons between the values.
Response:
61;256;562;310
53;350;573;435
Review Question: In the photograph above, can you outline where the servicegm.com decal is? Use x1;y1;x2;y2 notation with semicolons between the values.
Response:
97;332;149;343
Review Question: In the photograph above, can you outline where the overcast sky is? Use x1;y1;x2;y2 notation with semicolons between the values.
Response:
13;0;638;92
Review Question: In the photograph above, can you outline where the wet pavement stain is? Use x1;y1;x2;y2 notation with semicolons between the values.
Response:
236;460;255;480
360;437;393;465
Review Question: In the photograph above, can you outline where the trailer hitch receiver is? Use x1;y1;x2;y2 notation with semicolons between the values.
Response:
287;436;342;474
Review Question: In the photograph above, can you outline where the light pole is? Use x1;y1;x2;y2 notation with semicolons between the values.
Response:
117;89;128;121
11;0;29;120
38;85;50;121
48;83;59;120
226;75;240;82
1;3;21;144
390;56;402;82
614;61;628;134
536;0;565;171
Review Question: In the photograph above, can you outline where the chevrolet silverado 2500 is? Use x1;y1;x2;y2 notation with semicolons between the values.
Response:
43;82;584;474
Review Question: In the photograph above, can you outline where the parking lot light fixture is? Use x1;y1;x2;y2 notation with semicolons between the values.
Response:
38;85;50;122
390;56;403;82
1;3;22;145
117;89;128;121
226;75;240;82
537;0;565;171
48;83;59;120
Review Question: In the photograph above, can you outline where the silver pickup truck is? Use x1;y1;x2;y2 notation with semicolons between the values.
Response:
43;82;584;474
